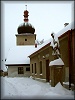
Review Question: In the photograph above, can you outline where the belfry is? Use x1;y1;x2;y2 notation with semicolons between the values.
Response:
15;5;36;45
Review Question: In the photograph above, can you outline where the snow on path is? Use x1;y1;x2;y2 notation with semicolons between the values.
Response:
1;76;74;99
3;79;18;96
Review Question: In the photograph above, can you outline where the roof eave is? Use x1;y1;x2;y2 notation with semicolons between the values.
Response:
29;42;51;58
5;64;30;66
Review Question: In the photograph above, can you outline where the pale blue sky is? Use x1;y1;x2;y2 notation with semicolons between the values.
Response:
1;1;74;59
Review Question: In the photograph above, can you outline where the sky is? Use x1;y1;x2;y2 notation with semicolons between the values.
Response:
1;1;74;60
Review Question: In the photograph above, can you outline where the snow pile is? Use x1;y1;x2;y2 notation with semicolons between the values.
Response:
63;82;74;86
1;77;74;99
51;82;73;95
44;82;74;99
49;57;64;66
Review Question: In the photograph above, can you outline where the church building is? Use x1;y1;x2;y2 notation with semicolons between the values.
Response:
5;5;37;77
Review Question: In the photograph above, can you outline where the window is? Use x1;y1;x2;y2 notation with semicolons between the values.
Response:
40;61;42;74
32;64;33;73
26;67;30;71
25;39;27;41
35;63;36;74
18;67;24;74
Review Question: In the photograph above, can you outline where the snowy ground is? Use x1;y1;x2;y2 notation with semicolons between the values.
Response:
1;76;74;99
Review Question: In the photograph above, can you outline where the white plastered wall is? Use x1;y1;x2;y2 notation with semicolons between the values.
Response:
8;66;30;77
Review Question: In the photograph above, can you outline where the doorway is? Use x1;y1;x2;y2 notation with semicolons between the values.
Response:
46;59;50;82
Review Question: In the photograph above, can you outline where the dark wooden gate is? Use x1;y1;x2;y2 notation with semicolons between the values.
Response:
46;59;50;82
54;67;63;86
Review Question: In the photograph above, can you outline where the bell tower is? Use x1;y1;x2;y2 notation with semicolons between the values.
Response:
15;5;36;45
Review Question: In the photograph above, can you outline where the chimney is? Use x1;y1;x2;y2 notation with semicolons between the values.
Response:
64;23;69;27
35;40;37;48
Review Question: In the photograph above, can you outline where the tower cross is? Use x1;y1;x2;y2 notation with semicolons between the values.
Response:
25;5;27;10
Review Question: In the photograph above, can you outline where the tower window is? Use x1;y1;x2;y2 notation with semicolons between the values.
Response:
25;39;27;41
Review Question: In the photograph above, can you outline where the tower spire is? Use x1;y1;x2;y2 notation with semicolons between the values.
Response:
23;5;29;22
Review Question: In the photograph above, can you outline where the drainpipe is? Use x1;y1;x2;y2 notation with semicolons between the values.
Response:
68;30;72;90
73;30;75;90
35;40;37;48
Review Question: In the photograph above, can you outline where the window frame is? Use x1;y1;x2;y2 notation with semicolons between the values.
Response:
35;63;36;74
18;67;24;74
32;64;33;73
40;61;42;74
26;67;30;71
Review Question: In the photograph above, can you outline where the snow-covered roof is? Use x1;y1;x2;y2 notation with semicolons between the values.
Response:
57;21;74;37
5;45;36;65
29;21;74;57
29;39;51;57
15;33;36;36
49;57;64;66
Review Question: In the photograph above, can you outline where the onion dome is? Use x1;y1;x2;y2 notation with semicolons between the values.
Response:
17;22;35;34
17;5;35;34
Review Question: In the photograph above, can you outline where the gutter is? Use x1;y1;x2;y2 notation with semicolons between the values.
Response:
5;64;30;66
